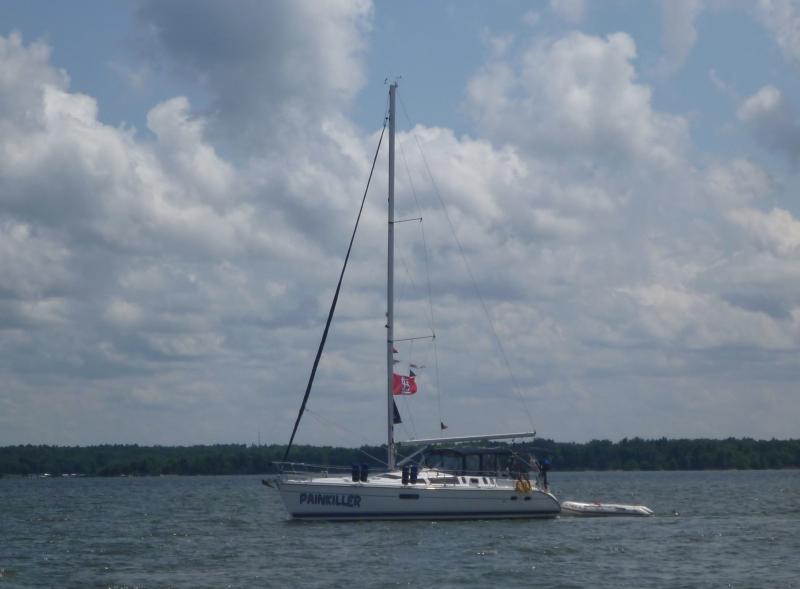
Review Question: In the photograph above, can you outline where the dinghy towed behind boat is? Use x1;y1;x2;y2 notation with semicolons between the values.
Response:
269;82;560;521
560;501;654;517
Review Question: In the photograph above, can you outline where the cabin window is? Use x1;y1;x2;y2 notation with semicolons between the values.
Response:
426;453;463;473
481;454;498;475
428;476;459;485
465;455;480;475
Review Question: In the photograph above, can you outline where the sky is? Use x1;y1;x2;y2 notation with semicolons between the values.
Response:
1;0;800;447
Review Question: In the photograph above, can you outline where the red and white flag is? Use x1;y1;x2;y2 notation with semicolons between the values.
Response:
392;373;418;395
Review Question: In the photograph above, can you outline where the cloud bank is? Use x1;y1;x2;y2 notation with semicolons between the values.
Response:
1;1;799;446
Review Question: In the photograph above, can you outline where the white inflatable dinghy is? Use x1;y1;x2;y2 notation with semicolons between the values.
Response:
560;500;654;517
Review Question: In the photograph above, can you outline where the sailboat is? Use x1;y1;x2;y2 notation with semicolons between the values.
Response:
271;83;560;520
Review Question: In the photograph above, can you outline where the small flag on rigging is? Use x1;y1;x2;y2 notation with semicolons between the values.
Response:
393;400;402;424
392;373;418;395
440;422;448;430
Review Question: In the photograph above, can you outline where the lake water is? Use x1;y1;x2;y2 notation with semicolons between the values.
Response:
1;470;798;588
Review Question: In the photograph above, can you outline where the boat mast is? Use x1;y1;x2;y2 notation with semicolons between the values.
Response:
386;82;397;471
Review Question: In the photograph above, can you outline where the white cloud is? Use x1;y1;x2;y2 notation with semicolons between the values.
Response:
458;26;800;439
620;283;796;349
0;220;70;302
104;300;143;327
480;29;515;57
737;85;800;159
738;84;783;120
728;207;800;256
146;96;235;205
523;11;541;27
466;32;690;168
549;0;586;24
0;29;362;443
136;0;373;150
3;7;800;447
0;32;67;124
109;61;152;92
709;68;738;99
704;158;771;208
658;0;705;76
755;0;800;66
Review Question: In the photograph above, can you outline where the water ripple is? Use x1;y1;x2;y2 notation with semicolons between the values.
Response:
1;471;798;588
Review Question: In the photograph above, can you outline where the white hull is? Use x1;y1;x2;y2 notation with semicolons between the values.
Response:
276;472;560;521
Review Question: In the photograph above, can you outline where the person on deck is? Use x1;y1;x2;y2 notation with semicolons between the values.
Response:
540;457;551;490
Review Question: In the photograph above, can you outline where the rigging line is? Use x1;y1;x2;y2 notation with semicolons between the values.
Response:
398;255;435;342
304;409;389;466
283;108;389;462
398;389;418;440
398;338;436;439
394;256;420;341
399;96;536;432
401;339;418;439
400;254;420;294
396;258;423;322
398;132;445;427
394;335;434;343
401;341;417;440
430;328;444;429
398;136;436;335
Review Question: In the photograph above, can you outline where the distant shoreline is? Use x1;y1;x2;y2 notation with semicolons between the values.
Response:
2;467;799;481
1;437;798;477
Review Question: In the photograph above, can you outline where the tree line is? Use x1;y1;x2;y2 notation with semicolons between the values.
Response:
0;437;798;477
